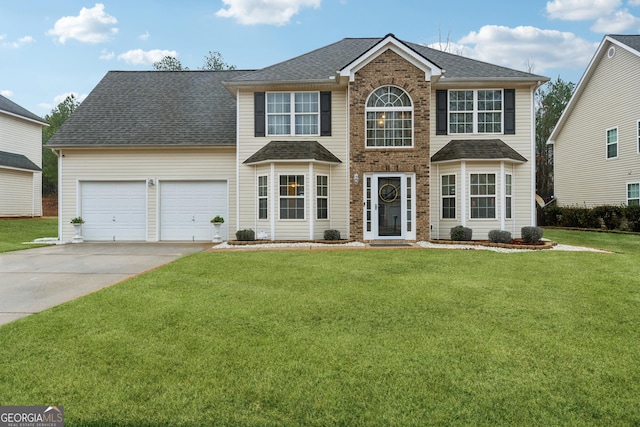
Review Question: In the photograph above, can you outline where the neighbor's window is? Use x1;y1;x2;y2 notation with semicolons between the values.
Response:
628;183;640;206
441;174;456;219
470;173;496;219
267;92;319;136
606;127;618;159
279;175;305;219
316;175;328;219
505;174;512;219
449;90;502;134
366;86;413;147
258;175;268;219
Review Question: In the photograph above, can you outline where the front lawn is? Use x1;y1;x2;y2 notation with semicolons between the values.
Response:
0;217;58;253
0;230;639;425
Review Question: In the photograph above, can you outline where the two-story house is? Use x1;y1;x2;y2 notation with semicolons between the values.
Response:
549;34;640;207
47;34;547;242
0;94;48;217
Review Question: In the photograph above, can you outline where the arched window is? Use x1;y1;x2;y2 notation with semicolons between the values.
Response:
366;86;413;147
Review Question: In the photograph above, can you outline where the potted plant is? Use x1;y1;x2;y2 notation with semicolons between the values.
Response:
70;217;85;243
211;216;224;243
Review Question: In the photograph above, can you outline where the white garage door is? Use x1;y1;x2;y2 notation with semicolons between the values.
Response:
160;181;227;241
81;181;147;241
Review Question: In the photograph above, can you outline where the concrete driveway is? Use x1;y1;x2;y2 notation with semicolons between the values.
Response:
0;243;208;326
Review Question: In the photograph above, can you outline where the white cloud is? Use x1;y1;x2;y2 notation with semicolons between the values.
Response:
38;92;88;112
99;49;115;60
139;31;150;41
2;35;35;48
216;0;321;25
47;3;118;44
629;0;640;5
446;25;598;76
1;90;14;98
117;49;178;65
591;8;640;31
547;0;621;20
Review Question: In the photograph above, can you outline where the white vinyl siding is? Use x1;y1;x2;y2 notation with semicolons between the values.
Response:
554;41;640;207
0;113;43;216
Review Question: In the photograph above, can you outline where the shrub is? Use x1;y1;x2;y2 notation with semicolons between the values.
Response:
543;205;563;227
323;229;341;240
521;226;543;244
560;206;600;228
235;229;255;241
591;205;623;230
488;230;512;244
624;205;640;232
450;225;472;241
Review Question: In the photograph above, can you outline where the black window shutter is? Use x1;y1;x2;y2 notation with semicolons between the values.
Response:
254;92;265;137
320;91;331;136
504;89;515;135
436;90;448;135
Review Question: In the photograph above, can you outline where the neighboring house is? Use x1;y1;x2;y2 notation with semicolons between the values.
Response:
47;34;547;242
0;94;48;217
549;34;640;207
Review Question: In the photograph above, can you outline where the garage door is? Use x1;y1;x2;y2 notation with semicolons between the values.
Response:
81;181;147;241
160;181;227;241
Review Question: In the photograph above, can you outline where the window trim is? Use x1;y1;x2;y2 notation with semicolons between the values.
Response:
441;174;456;220
316;174;329;220
448;89;504;135
365;85;414;148
628;182;640;206
636;120;640;155
257;175;268;220
606;126;619;160
278;174;305;220
469;172;497;220
266;91;320;136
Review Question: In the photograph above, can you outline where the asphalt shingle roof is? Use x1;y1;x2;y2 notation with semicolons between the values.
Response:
609;34;640;52
0;150;41;171
230;36;547;84
243;141;342;164
0;94;47;125
431;139;528;163
47;70;250;147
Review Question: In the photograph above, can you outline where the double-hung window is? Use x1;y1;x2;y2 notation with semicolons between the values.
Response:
441;174;456;219
258;176;268;219
470;173;496;219
316;175;328;219
279;175;305;219
449;90;502;134
637;120;640;154
606;127;618;159
267;92;318;135
628;183;640;206
505;174;512;219
366;86;413;147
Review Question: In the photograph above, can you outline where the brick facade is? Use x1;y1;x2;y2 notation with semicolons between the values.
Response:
349;49;431;241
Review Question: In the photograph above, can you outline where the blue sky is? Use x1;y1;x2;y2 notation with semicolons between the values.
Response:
2;0;640;117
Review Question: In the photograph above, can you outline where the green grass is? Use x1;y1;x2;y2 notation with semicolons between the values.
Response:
1;230;639;425
0;218;58;252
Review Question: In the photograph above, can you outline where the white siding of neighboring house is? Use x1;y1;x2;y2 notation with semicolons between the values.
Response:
56;147;236;242
429;85;537;239
0;113;43;216
553;41;640;207
236;86;349;240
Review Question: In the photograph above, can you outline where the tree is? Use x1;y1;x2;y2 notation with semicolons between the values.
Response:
42;94;81;195
200;51;236;70
152;56;186;71
535;77;575;200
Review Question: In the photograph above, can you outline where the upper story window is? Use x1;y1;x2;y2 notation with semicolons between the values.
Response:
449;90;503;134
365;86;413;147
267;92;318;136
606;127;618;159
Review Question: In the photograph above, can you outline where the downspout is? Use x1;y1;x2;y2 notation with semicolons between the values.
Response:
235;88;241;236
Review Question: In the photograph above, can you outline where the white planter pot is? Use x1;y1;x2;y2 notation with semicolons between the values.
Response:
212;222;223;243
72;223;84;243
